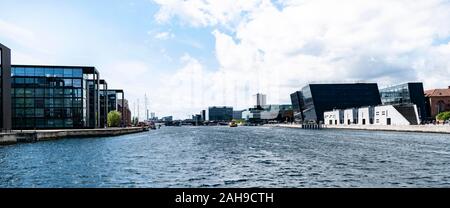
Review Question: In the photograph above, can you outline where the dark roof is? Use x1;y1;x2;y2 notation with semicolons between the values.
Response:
12;64;98;74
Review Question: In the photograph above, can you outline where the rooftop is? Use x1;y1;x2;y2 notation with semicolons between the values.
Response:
425;87;450;97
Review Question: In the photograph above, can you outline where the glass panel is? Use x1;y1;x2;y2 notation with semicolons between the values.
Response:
25;68;35;76
73;69;83;77
64;69;73;77
35;68;45;76
45;68;54;77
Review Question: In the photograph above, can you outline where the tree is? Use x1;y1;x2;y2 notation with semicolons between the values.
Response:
107;111;122;127
436;111;450;121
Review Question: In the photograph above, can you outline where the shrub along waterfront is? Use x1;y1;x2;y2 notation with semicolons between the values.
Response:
108;111;122;127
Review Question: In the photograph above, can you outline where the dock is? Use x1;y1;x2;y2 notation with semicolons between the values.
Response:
0;127;148;146
270;124;450;134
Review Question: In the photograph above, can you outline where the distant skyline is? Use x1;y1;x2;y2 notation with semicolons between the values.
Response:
1;0;450;119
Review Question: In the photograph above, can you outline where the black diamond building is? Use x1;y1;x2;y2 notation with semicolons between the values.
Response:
291;83;382;123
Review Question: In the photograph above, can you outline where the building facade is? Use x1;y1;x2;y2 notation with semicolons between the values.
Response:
425;87;450;119
358;107;375;125
324;109;344;125
118;99;131;127
208;106;233;121
379;82;428;121
242;105;293;123
255;93;267;107
344;108;358;125
291;83;382;124
374;105;420;125
11;65;100;129
290;91;304;123
0;43;12;130
233;110;244;120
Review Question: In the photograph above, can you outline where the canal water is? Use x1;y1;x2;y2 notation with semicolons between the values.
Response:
1;126;450;188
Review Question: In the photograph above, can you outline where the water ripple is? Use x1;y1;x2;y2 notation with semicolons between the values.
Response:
1;126;450;187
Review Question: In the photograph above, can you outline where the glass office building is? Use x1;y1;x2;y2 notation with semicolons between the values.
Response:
101;89;125;126
0;43;12;130
291;83;382;123
208;106;233;122
11;65;100;129
379;82;428;121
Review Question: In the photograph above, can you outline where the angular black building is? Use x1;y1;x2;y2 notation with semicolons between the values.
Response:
291;83;382;123
0;43;12;130
379;82;428;121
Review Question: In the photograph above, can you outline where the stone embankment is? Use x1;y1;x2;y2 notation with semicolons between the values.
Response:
0;127;148;145
270;124;450;134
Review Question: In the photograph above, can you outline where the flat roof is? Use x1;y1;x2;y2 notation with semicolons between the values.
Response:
12;64;98;74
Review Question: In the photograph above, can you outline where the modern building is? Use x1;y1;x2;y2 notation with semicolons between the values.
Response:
344;108;358;125
291;83;382;124
118;99;131;127
101;89;125;126
290;91;304;123
233;110;244;120
358;106;375;125
200;110;206;121
379;82;428;121
99;80;108;128
324;109;344;125
255;93;267;107
11;65;101;129
424;87;450;119
325;104;420;126
242;105;293;123
0;43;12;130
208;106;233;122
374;104;419;125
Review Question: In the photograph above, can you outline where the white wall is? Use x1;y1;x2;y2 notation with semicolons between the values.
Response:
358;107;375;125
344;108;358;125
374;105;418;125
324;110;344;125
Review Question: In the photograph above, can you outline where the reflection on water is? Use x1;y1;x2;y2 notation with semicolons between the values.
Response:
1;126;450;187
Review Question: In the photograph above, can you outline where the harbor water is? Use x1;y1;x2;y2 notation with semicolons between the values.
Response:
1;126;450;188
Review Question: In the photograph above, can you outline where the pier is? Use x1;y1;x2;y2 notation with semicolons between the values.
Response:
0;127;148;146
271;124;450;134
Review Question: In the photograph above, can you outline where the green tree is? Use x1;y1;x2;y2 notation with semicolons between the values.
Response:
107;111;122;127
436;111;450;121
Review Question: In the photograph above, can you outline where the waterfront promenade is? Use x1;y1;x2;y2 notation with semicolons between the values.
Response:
272;124;450;134
0;127;148;145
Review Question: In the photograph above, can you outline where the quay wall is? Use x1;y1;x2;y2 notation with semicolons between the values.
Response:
0;127;147;145
271;124;450;134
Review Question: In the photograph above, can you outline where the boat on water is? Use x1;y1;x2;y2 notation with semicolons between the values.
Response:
229;121;238;127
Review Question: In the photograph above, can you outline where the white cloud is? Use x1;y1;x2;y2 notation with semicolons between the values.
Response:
154;31;175;40
154;0;263;27
153;0;450;112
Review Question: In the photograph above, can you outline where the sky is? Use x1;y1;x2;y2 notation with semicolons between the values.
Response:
1;0;450;120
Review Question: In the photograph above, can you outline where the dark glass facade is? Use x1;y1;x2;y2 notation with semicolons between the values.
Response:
291;83;382;123
101;89;125;126
379;82;428;121
0;43;12;130
290;91;304;122
11;65;99;129
208;106;233;121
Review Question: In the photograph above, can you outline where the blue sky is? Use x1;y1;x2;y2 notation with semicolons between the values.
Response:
1;0;450;119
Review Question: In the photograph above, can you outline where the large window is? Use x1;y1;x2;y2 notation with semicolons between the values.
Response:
11;67;87;129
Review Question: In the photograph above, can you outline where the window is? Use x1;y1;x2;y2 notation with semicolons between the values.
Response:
73;79;82;88
35;68;45;76
73;69;83;77
45;68;54;77
25;68;35;76
64;69;73;77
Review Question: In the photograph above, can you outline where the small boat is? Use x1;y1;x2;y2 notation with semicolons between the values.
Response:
229;121;238;127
